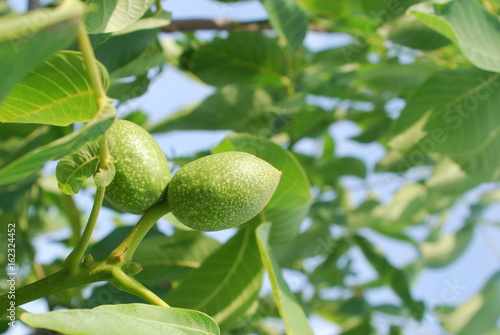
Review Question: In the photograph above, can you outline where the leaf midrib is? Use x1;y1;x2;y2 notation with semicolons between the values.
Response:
193;228;250;310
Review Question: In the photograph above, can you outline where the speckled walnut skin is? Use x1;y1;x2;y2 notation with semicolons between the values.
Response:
167;151;281;231
105;120;171;214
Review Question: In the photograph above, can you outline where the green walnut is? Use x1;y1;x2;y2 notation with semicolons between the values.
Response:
167;151;281;231
105;120;170;214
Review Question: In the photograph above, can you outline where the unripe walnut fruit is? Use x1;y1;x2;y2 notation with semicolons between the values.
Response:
167;151;281;231
105;120;171;214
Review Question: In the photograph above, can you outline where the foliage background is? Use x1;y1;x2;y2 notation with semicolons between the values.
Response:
1;0;500;334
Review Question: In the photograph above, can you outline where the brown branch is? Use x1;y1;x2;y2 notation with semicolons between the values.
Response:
161;19;331;33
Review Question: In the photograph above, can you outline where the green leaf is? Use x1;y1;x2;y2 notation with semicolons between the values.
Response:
374;183;427;224
410;5;457;41
110;40;164;79
340;318;372;335
166;226;263;331
0;174;37;214
439;271;500;335
259;0;308;51
302;154;368;188
309;237;350;287
411;0;500;72
359;0;424;23
0;0;83;102
351;113;392;144
0;125;59;168
273;221;334;267
0;106;115;185
312;296;372;328
0;51;109;126
302;44;368;97
84;0;157;34
442;0;500;72
212;134;313;245
354;235;424;320
190;32;288;87
149;86;274;134
0;319;8;333
425;157;478;195
113;10;171;35
390;68;500;181
347;184;430;243
380;15;450;50
375;147;434;173
356;63;440;97
308;43;368;68
108;76;151;102
389;325;403;335
299;0;355;18
21;303;220;335
317;156;367;183
133;230;221;283
256;223;314;335
420;221;474;268
56;141;100;195
286;106;333;142
93;29;158;76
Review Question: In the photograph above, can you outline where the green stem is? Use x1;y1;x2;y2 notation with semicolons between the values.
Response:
0;263;113;318
98;134;111;168
111;268;169;307
108;201;171;264
0;201;171;318
76;22;107;109
64;187;106;274
62;194;83;247
63;15;112;274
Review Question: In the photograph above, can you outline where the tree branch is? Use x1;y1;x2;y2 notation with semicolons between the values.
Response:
161;19;331;33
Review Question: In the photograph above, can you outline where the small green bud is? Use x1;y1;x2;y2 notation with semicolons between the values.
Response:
125;262;143;276
82;254;94;268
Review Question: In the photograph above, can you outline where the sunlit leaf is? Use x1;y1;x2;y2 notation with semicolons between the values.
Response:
439;272;500;335
85;0;157;34
113;10;171;35
390;68;500;181
0;51;109;126
413;0;500;72
21;304;220;335
0;0;83;102
420;221;474;268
